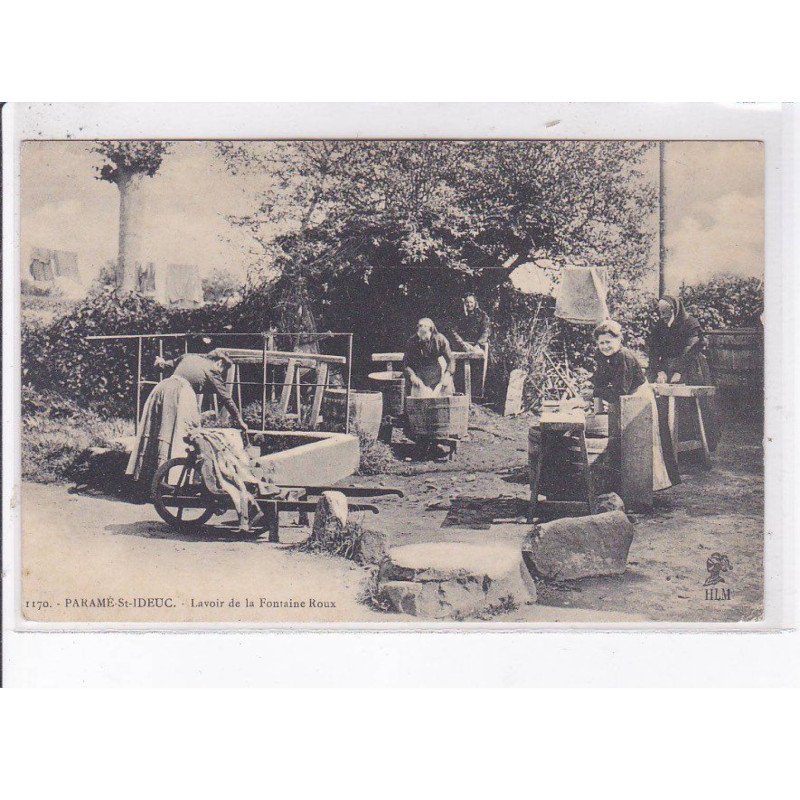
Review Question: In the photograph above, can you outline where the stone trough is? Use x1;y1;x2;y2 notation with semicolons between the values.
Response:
112;428;360;487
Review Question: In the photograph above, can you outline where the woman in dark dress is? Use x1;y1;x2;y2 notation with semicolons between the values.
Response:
589;320;675;490
647;295;721;452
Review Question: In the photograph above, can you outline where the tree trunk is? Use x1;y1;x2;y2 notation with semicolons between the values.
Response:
116;173;144;292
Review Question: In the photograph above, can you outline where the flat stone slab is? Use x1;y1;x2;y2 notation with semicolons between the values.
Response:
522;510;635;582
377;542;536;619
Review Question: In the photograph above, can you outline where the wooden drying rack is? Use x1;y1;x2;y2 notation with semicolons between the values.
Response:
86;332;354;434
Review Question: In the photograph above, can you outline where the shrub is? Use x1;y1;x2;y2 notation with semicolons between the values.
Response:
22;288;174;418
21;278;53;297
679;275;763;330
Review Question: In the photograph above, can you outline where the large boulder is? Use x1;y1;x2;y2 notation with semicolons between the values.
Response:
376;542;536;619
522;510;635;581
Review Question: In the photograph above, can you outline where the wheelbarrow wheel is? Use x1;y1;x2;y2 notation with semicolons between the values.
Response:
152;457;216;531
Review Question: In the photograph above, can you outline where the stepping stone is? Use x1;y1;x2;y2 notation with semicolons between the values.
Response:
377;542;536;619
522;510;635;582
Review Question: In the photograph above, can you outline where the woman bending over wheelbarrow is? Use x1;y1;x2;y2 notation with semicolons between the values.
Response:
126;349;247;496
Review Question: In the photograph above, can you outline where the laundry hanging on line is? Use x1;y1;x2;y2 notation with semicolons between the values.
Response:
555;266;610;325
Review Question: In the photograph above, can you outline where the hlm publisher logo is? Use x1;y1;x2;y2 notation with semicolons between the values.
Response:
703;553;732;601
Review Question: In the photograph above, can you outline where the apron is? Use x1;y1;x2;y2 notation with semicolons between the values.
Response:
409;356;454;398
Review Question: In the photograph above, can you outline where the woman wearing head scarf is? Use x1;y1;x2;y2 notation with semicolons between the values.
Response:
648;295;721;452
402;318;456;398
126;349;247;493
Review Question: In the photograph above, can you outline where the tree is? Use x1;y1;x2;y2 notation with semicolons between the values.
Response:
92;141;170;292
216;140;658;335
202;267;242;304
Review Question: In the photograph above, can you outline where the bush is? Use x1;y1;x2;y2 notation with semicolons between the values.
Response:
486;274;759;412
680;274;763;330
21;278;53;297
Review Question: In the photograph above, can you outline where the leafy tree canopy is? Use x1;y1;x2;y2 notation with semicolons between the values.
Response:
92;140;170;185
217;140;658;297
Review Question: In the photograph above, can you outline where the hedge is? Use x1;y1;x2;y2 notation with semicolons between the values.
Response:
21;275;764;417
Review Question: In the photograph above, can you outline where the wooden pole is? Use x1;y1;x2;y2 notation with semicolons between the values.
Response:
261;335;268;431
659;140;666;299
345;334;353;434
135;336;142;435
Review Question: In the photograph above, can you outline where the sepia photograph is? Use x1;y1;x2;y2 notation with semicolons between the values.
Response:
16;134;765;625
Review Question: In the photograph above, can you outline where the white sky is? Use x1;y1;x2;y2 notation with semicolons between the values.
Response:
20;140;764;291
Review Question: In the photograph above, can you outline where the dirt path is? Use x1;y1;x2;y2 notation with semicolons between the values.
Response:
20;406;763;625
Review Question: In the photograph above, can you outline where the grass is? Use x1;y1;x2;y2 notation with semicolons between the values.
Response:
298;519;366;561
355;430;395;476
21;387;132;484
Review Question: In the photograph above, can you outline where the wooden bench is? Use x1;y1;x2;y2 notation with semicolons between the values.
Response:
371;349;489;405
650;384;716;470
216;348;347;429
529;409;598;521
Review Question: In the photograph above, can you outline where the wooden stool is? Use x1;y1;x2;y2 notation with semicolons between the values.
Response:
651;384;716;470
529;409;597;521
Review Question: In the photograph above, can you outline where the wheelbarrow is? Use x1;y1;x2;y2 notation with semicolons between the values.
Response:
150;433;403;541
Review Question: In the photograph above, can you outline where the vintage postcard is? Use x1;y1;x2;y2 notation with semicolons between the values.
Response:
9;112;770;627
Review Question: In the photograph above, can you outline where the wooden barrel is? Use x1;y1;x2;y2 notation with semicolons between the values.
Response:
706;328;763;388
405;394;469;438
368;370;406;416
321;389;383;441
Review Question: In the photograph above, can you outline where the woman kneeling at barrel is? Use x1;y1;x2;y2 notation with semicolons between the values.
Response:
126;349;247;495
586;319;677;491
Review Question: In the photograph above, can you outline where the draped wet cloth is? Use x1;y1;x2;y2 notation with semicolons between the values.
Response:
591;347;675;491
186;429;278;529
648;295;722;452
126;375;200;488
555;267;610;325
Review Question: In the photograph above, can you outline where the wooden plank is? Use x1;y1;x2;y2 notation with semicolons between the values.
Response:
503;368;526;416
667;396;678;463
540;409;585;430
528;427;546;522
280;359;297;414
220;348;346;366
463;359;472;406
371;350;486;363
578;431;598;514
651;383;716;398
309;363;329;429
480;345;489;396
618;394;653;511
